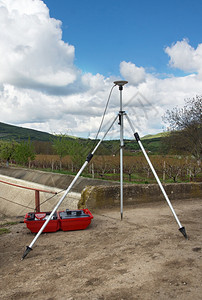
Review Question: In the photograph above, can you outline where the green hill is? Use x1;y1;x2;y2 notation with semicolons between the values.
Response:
141;132;169;140
0;122;166;154
0;122;53;141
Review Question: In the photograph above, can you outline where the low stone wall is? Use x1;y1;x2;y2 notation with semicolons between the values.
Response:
79;183;202;210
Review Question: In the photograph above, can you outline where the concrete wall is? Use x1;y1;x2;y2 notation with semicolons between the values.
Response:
0;166;119;192
79;183;202;210
0;174;80;217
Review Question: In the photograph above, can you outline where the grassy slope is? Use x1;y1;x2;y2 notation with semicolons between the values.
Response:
141;132;168;140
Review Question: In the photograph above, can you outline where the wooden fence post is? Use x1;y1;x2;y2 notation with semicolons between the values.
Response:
35;190;40;212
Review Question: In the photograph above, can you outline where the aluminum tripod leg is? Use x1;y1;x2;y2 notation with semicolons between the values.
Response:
22;115;119;260
125;114;187;239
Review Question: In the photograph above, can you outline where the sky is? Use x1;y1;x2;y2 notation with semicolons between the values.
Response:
0;0;202;140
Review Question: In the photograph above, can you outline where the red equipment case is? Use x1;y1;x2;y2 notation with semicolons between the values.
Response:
24;209;93;233
58;208;93;231
24;212;60;233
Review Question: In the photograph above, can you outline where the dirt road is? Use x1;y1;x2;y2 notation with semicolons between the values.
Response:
0;199;202;300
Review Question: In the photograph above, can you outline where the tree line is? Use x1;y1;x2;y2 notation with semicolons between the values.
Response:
0;134;93;170
0;139;35;167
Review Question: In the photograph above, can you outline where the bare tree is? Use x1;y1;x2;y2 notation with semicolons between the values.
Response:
163;95;202;160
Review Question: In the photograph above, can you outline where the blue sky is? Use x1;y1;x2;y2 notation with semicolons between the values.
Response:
43;0;202;76
0;0;202;138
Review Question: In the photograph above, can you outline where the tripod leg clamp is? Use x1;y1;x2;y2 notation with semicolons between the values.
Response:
134;132;140;142
86;153;93;162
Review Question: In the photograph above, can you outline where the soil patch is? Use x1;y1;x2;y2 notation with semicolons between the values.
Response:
0;198;202;299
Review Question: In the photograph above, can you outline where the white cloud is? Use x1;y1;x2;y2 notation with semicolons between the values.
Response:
165;39;202;76
120;61;146;86
0;0;78;89
0;0;201;138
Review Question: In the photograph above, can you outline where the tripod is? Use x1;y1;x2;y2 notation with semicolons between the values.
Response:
22;81;187;259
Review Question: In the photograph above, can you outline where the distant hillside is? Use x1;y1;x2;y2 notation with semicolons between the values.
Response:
141;132;169;140
0;122;166;154
0;122;53;141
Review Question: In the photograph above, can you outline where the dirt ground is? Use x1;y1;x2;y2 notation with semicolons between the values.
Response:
0;198;202;300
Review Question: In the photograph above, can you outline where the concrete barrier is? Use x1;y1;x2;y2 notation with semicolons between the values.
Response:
79;183;202;210
0;174;80;217
0;166;119;192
